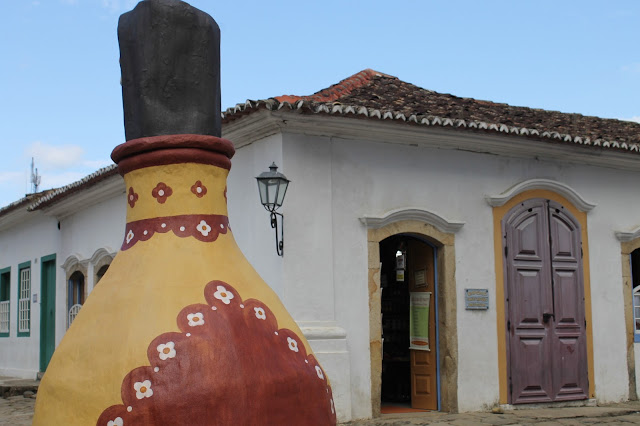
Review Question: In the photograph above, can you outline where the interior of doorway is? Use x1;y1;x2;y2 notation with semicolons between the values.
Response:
380;234;439;413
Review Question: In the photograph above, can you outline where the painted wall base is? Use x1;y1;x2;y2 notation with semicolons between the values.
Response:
0;368;38;380
301;321;351;421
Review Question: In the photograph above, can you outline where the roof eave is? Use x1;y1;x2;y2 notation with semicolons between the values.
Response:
223;107;640;172
35;172;125;220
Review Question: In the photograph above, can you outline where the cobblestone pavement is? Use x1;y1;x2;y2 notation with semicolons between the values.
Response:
0;396;34;425
343;402;640;425
2;396;640;425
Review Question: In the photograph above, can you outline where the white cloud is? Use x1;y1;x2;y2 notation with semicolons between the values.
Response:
39;171;89;191
621;63;640;73
622;116;640;124
83;159;114;169
101;0;137;13
101;0;119;13
0;172;29;206
25;141;85;171
0;171;25;185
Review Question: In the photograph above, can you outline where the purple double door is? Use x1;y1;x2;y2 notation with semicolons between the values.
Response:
503;199;588;404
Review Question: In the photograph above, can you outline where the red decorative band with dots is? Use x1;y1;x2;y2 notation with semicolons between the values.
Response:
111;134;236;175
122;214;230;250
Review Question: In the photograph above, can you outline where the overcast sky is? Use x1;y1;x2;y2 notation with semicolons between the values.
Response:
1;0;639;208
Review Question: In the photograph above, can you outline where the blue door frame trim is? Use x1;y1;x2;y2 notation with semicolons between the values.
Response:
631;253;640;344
422;239;442;411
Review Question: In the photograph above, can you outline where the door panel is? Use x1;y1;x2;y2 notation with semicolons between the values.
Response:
411;350;435;405
554;270;580;324
505;200;554;403
40;256;56;372
504;199;588;404
548;202;588;401
407;240;437;410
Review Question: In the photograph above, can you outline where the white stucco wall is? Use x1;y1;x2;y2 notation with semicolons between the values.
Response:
1;125;637;417
57;193;126;346
0;212;60;379
0;182;127;379
227;134;285;297
276;130;637;416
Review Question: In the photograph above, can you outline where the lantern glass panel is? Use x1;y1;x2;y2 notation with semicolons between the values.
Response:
258;180;268;206
276;180;289;207
266;179;279;206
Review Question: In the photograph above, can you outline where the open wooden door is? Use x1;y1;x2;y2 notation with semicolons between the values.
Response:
407;240;437;410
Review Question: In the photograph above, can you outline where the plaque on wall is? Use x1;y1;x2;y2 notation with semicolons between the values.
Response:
465;288;489;310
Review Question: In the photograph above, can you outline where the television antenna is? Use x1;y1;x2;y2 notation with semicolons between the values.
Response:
30;157;41;193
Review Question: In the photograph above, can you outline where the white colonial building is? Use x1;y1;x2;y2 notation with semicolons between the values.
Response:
2;69;640;421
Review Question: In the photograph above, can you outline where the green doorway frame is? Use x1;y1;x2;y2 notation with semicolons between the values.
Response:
40;254;56;373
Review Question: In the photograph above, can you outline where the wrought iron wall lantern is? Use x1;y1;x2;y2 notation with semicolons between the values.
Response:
256;163;290;256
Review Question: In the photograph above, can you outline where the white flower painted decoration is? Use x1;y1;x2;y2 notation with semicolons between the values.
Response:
254;307;266;320
196;220;211;237
287;337;299;352
156;341;176;360
315;366;324;380
213;285;234;305
126;230;134;244
331;398;335;414
134;380;153;399
108;418;123;426
187;312;204;327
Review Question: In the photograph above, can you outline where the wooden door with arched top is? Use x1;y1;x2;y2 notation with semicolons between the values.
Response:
503;199;588;404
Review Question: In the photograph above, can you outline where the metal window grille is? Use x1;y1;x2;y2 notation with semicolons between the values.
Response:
18;268;30;333
0;300;9;333
68;304;82;329
634;291;640;334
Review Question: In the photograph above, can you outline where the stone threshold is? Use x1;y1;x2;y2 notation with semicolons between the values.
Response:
501;398;597;411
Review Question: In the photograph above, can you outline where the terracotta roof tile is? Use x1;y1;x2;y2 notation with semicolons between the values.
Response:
223;69;640;154
27;165;119;211
0;191;54;218
275;69;392;104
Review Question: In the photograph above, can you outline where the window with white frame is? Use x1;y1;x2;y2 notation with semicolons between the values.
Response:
632;249;640;341
67;271;85;328
18;263;31;335
0;268;10;336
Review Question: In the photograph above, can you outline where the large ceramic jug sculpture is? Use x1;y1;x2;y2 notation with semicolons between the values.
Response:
33;1;336;424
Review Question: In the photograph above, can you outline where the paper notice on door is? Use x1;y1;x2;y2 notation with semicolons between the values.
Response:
414;269;426;288
409;292;430;351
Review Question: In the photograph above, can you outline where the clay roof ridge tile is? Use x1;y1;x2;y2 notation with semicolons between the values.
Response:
224;69;640;152
274;68;393;104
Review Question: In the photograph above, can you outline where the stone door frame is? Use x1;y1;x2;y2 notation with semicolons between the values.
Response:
618;233;640;401
365;219;459;415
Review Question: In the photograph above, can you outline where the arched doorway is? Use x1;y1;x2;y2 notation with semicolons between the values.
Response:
619;233;640;401
379;234;439;411
502;197;589;403
364;217;459;416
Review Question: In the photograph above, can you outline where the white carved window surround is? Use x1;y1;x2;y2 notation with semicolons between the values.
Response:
359;207;464;234
485;178;596;212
